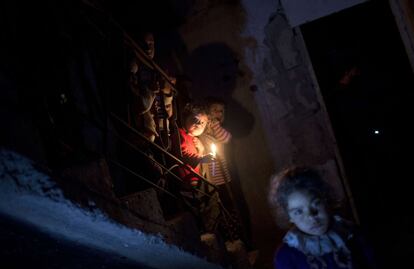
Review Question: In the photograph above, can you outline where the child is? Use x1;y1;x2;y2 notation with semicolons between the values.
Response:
177;103;210;187
153;74;176;150
199;97;243;242
200;97;232;187
268;167;377;269
128;32;158;142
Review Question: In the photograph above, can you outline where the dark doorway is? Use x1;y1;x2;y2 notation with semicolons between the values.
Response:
301;1;414;267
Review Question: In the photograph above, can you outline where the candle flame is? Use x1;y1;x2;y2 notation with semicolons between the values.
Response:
211;143;217;157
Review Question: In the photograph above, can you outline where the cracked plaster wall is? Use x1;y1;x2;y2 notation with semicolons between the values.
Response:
177;0;347;263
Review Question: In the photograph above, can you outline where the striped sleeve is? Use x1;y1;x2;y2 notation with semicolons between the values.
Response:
210;121;232;143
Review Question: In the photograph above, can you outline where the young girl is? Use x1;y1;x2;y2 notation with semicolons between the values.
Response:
200;97;232;187
268;167;377;269
177;102;210;187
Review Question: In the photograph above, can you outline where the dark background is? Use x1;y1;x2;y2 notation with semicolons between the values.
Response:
301;1;414;267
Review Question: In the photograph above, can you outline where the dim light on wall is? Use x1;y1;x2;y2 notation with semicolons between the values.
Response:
210;143;217;158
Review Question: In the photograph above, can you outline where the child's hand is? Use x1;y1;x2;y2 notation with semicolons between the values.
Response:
200;153;215;163
209;118;220;125
192;137;205;155
206;118;219;134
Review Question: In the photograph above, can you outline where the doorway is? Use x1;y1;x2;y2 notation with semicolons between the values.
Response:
301;1;414;266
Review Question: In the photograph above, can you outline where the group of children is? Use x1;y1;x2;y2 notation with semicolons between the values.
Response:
127;31;379;269
177;100;379;269
125;31;246;248
177;99;243;241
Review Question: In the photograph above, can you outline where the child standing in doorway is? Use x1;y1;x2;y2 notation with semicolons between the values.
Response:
268;166;377;269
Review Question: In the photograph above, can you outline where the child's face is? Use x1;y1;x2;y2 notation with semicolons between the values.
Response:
144;33;155;59
208;104;225;123
164;95;173;118
287;190;330;236
185;113;208;136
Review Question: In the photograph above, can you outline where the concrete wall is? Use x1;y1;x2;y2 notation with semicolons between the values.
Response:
389;0;414;72
171;0;351;267
241;0;350;263
280;0;367;27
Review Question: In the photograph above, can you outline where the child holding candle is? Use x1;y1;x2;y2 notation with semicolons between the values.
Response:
199;97;244;243
177;102;211;187
200;97;232;186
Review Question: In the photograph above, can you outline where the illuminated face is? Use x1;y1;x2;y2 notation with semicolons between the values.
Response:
161;77;175;118
164;95;173;118
130;59;139;74
185;113;208;137
287;191;330;236
209;103;225;123
144;33;155;59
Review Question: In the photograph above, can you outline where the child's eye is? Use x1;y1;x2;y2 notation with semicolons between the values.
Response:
192;118;201;125
292;209;303;216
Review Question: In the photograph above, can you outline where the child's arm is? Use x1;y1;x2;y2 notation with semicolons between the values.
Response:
181;141;203;168
209;120;232;143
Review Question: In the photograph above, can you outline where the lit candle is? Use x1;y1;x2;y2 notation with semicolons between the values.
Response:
211;143;217;176
211;143;217;158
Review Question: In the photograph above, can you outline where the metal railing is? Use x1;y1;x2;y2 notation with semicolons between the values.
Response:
72;0;237;230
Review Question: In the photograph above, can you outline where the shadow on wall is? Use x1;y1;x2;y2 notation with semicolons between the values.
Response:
185;43;254;138
183;42;255;249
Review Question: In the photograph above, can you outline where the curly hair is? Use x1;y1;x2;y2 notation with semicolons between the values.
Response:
181;102;207;122
268;166;338;229
203;96;226;108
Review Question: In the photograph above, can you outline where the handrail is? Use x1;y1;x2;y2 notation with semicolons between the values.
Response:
109;159;178;199
77;0;236;223
110;112;218;191
70;105;219;198
81;0;177;92
111;126;217;198
61;108;237;227
108;127;236;222
123;35;177;93
80;0;217;188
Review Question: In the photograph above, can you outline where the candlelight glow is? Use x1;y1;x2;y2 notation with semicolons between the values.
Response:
211;143;217;157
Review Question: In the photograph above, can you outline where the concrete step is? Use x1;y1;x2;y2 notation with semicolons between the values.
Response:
225;239;252;269
200;233;228;266
120;188;166;225
165;211;204;256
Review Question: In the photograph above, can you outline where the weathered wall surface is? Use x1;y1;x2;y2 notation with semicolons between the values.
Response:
390;0;414;71
280;0;367;27
176;1;347;267
177;1;276;258
242;1;347;265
